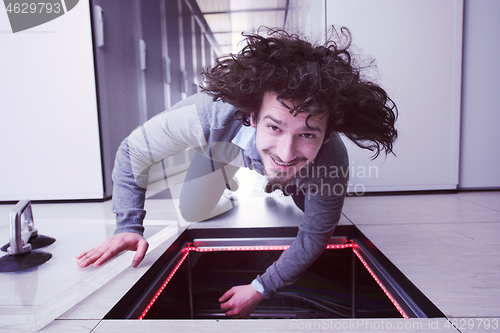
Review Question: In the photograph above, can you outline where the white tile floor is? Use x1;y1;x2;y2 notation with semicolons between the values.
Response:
0;170;499;332
344;192;500;319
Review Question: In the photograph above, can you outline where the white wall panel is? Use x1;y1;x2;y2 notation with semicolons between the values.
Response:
326;0;463;192
0;1;103;200
285;0;325;39
459;0;500;189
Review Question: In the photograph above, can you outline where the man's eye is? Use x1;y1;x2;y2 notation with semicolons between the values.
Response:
301;133;315;139
269;125;279;131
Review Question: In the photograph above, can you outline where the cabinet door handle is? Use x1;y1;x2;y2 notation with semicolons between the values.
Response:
93;5;104;48
139;39;146;71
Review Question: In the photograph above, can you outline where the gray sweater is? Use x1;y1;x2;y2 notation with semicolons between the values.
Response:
111;92;349;298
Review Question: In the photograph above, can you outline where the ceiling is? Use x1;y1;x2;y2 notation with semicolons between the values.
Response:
196;0;289;55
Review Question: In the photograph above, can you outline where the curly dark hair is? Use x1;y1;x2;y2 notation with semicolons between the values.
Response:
201;27;397;158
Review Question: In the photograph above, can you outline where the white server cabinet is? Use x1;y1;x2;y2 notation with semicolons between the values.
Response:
0;1;104;201
326;0;463;192
459;0;500;189
0;0;218;201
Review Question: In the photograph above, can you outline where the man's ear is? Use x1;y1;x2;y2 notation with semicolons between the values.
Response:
322;132;331;144
250;112;257;128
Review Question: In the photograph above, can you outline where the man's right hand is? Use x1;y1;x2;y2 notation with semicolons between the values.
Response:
76;232;149;268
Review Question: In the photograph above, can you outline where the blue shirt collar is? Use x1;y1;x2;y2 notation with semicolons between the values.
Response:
231;125;264;173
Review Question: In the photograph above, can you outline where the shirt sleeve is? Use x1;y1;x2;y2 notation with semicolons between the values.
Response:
256;137;349;298
251;279;268;298
112;98;208;235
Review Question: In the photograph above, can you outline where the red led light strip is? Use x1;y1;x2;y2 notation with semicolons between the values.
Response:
188;245;290;252
352;248;410;319
138;249;190;320
138;242;409;320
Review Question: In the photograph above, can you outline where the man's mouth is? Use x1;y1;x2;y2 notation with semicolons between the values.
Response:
271;157;294;167
266;152;306;172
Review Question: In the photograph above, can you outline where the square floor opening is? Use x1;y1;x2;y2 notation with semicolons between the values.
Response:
105;226;444;320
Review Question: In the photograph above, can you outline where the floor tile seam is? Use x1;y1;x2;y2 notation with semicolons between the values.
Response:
33;216;116;219
440;316;465;333
89;318;103;333
32;204;99;219
446;315;500;318
435;223;475;241
438;316;463;333
343;220;500;226
455;197;500;213
51;318;104;328
340;212;355;225
0;305;38;309
68;318;466;332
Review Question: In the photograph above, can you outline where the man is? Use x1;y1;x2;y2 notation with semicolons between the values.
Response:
76;27;398;318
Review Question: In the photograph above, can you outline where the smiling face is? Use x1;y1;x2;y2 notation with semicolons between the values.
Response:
252;92;329;188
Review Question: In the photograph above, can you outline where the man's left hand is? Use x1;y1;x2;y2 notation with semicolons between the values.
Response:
219;284;265;318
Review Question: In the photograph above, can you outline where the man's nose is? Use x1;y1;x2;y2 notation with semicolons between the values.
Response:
276;135;297;163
